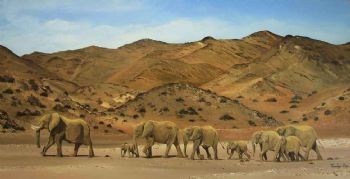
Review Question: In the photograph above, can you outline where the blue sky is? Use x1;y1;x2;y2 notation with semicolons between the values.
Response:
0;0;350;55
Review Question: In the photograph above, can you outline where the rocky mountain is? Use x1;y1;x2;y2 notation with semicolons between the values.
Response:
1;31;350;135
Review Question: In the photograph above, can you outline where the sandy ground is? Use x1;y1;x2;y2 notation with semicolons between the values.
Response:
0;133;350;179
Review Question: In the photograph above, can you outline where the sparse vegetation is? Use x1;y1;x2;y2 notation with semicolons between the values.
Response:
248;120;257;126
2;88;14;94
219;114;235;121
290;104;298;108
28;79;39;91
177;107;198;116
16;109;41;117
27;95;46;108
280;110;289;114
175;97;184;103
324;110;332;115
159;106;169;113
265;98;277;102
133;114;139;119
0;75;15;83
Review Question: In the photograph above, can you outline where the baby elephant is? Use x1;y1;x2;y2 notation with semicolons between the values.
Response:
280;136;305;161
120;143;138;158
226;140;251;160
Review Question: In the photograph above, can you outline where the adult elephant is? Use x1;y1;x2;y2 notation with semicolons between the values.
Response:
251;130;287;161
276;125;322;160
183;126;223;160
133;120;183;158
31;113;94;157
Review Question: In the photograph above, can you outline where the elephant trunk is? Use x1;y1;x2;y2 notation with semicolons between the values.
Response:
252;142;256;156
35;130;41;148
31;124;42;148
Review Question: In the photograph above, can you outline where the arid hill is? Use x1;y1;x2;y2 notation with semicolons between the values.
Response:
1;31;350;135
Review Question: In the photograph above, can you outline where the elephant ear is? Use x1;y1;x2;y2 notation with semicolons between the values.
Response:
284;126;296;136
190;127;202;140
142;121;154;138
49;113;61;132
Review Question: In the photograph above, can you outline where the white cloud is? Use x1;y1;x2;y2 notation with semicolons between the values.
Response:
1;15;350;55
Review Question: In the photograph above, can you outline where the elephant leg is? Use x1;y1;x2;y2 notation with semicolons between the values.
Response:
295;151;299;161
312;143;323;160
304;143;313;160
196;147;201;158
260;143;269;161
190;140;201;160
73;143;81;157
213;145;218;160
204;146;212;160
173;136;184;158
228;149;234;159
87;139;95;157
298;153;305;161
55;135;63;157
143;137;154;158
244;150;251;160
42;135;55;156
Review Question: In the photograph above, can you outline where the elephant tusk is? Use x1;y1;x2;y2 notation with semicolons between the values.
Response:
31;124;40;130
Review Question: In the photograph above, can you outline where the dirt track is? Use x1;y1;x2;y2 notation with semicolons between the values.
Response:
0;133;350;179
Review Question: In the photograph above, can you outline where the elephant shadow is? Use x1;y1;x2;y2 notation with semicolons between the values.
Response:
41;154;101;157
141;155;177;158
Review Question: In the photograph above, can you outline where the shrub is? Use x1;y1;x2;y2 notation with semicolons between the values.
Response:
248;120;257;126
338;96;345;100
291;121;299;124
98;121;105;125
175;97;184;102
280;110;289;114
133;114;139;119
252;99;258;102
138;107;146;113
265;98;277;102
40;91;48;97
312;90;317;94
219;97;227;103
236;95;244;99
321;102;326;106
160;106;169;112
324;110;332;115
106;124;112;128
2;88;13;94
197;108;202;111
291;95;303;101
107;108;115;112
0;75;15;83
186;107;198;115
290;105;298;108
302;117;308;121
188;119;195;122
93;125;98;129
27;95;46;108
314;117;319;121
219;114;235;121
198;97;206;102
53;104;68;112
79;114;85;118
28;79;39;91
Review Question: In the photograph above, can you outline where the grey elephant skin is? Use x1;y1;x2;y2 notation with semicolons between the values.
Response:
276;125;322;160
183;125;221;160
133;120;184;158
31;113;94;157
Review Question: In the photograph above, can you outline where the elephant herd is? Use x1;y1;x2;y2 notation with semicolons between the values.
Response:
31;113;323;162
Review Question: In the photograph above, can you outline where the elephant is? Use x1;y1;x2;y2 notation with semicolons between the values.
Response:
183;125;223;160
120;142;138;158
251;130;287;161
133;120;183;158
276;125;322;160
226;140;251;160
31;113;94;157
279;136;305;161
